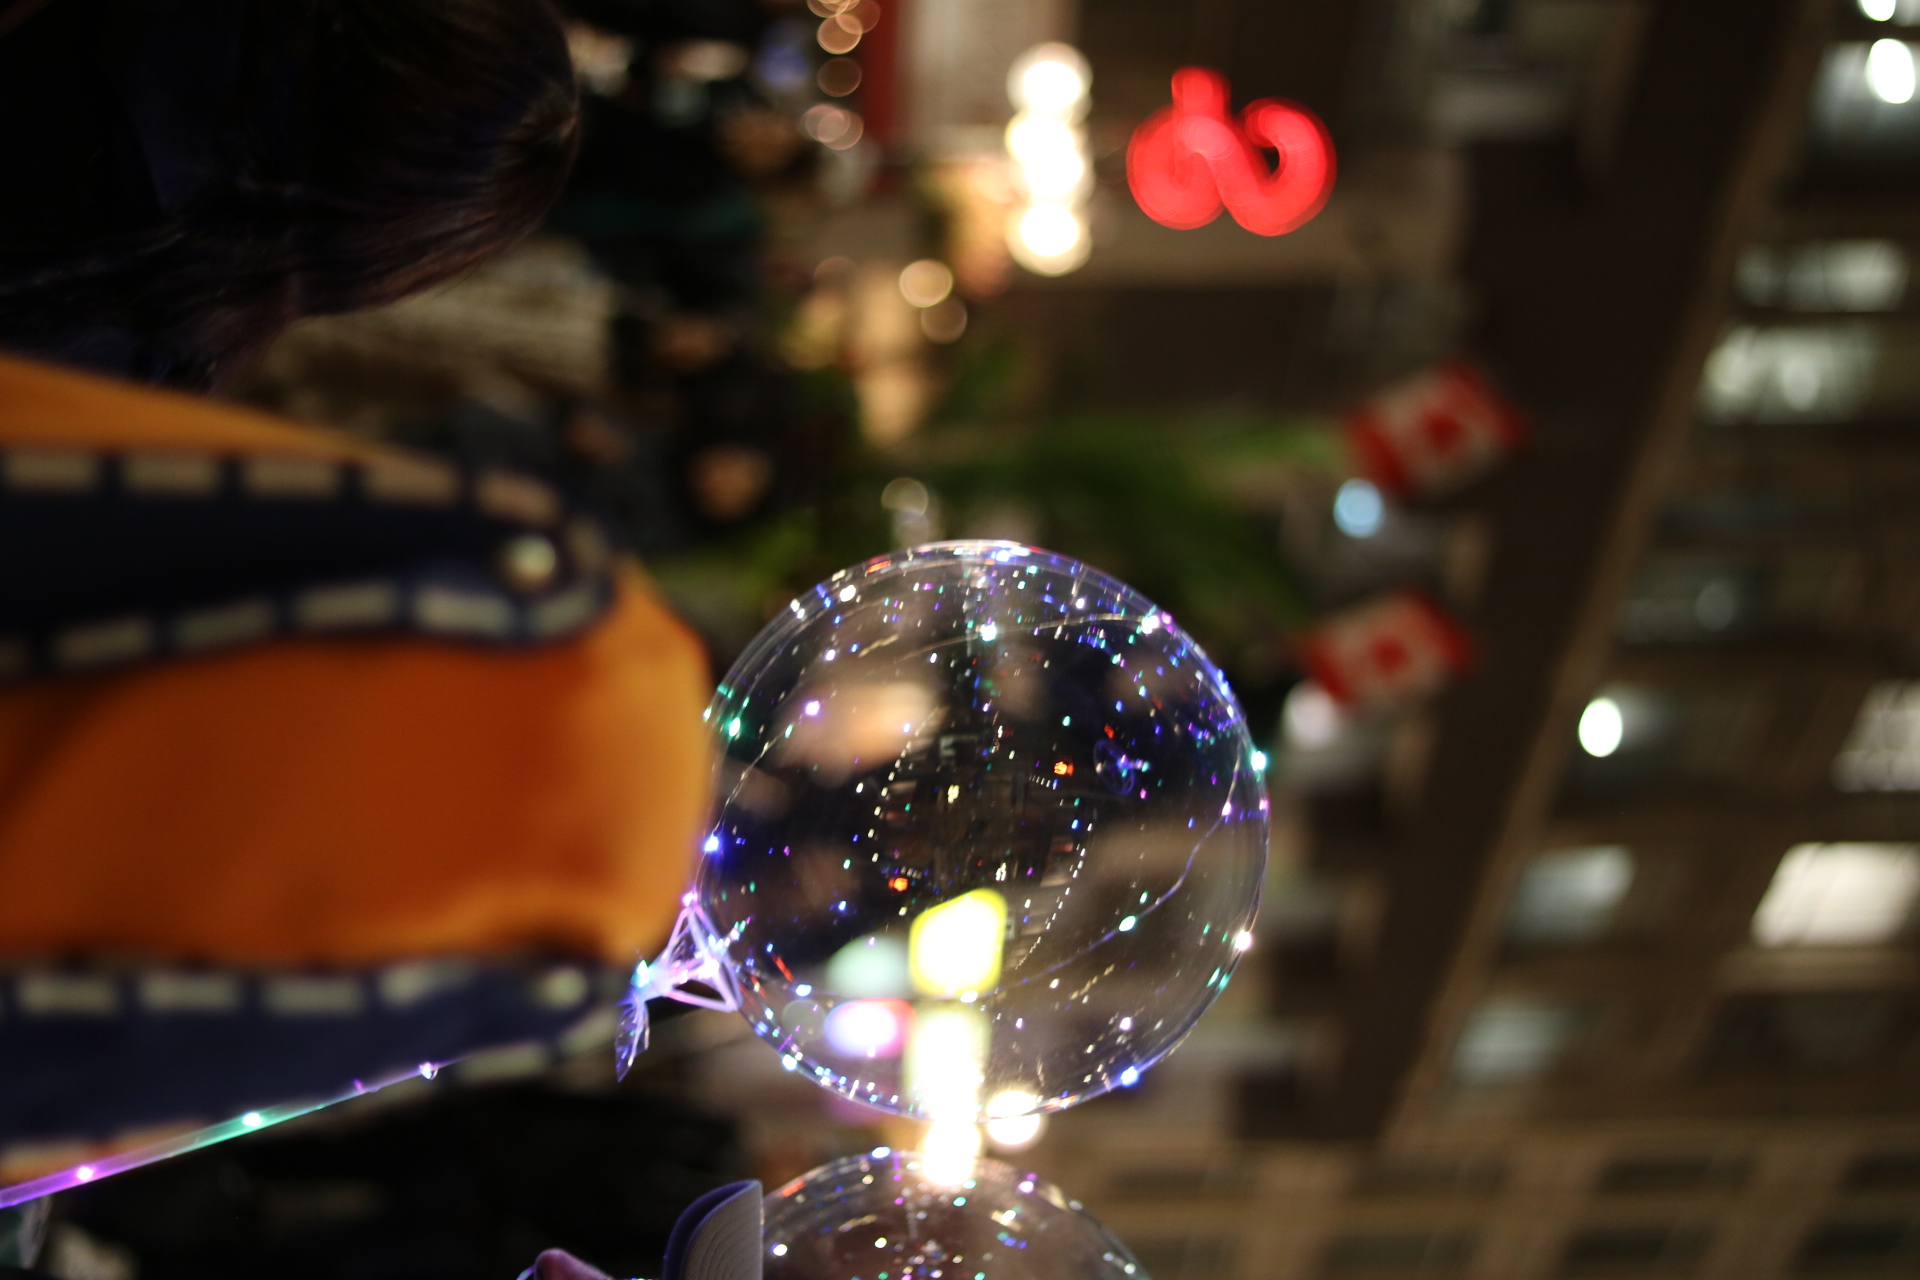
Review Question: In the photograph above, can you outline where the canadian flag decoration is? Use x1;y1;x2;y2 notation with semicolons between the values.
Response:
1296;591;1474;709
1345;361;1524;498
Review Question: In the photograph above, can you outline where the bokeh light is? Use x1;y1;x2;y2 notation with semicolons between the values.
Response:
816;56;861;97
1333;478;1385;538
1008;204;1090;276
1868;38;1917;104
1007;43;1091;119
898;260;956;309
1578;697;1624;758
920;299;968;344
1003;43;1095;277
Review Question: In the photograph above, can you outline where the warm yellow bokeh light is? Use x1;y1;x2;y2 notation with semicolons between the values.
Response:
908;888;1006;996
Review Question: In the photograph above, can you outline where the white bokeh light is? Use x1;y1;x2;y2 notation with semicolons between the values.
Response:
1004;43;1093;276
1284;681;1344;750
1578;697;1624;758
1333;478;1385;538
1867;38;1916;104
1008;203;1090;275
897;259;954;309
1007;43;1090;117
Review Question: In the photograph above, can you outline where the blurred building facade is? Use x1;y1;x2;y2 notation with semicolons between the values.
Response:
1023;3;1920;1279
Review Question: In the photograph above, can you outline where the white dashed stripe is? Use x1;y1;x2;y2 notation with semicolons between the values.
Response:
379;961;478;1009
261;975;366;1017
0;449;615;677
18;973;119;1016
53;617;154;669
364;456;460;506
138;972;243;1014
243;455;339;499
124;452;220;496
5;449;97;491
416;586;515;638
294;582;399;631
174;598;276;651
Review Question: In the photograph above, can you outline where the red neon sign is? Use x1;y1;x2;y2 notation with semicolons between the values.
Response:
1126;68;1335;236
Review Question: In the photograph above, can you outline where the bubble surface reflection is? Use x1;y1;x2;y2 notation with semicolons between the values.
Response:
764;1151;1146;1280
701;542;1267;1120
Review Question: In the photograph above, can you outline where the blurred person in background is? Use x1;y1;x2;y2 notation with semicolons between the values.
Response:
0;0;580;388
0;0;714;1220
539;0;819;548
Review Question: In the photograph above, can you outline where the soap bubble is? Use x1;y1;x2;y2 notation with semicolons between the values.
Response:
699;542;1266;1120
764;1150;1146;1279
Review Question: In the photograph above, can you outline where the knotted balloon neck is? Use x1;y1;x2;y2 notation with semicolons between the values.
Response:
615;895;741;1079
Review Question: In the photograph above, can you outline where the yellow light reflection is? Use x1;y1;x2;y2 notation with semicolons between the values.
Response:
908;889;1006;997
906;1004;989;1118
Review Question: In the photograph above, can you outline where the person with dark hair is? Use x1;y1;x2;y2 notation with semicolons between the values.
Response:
0;0;582;388
0;0;717;1217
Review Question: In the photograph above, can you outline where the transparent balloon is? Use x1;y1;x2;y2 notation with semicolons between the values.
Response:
764;1151;1146;1280
696;542;1267;1121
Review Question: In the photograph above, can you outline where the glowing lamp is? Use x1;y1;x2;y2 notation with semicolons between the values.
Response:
1127;67;1335;236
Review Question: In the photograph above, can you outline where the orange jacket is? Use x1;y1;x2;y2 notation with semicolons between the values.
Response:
0;356;709;965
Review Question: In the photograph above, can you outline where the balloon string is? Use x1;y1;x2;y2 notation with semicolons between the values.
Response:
0;1058;455;1210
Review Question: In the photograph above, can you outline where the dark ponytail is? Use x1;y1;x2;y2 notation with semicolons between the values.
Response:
0;0;580;388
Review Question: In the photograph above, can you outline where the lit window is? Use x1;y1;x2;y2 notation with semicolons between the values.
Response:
1751;843;1920;947
1738;241;1908;311
1452;999;1587;1085
1834;682;1920;791
1699;324;1879;423
1809;42;1920;155
1506;846;1634;944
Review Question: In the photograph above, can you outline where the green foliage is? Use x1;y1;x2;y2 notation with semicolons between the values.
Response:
649;330;1336;681
905;413;1317;650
